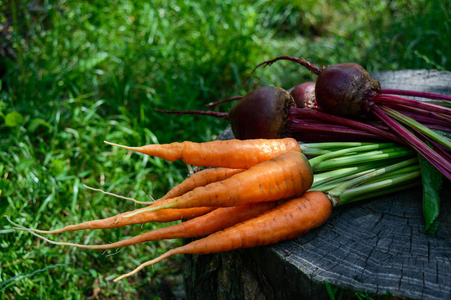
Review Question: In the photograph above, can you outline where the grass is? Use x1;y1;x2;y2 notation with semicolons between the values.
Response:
1;0;450;298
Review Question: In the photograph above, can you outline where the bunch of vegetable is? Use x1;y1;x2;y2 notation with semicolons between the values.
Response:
156;58;450;235
8;137;421;282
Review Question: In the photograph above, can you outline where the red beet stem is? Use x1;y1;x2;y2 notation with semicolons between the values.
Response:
381;88;451;101
415;130;451;161
244;56;324;84
154;108;230;120
290;132;383;143
289;119;387;141
371;105;451;181
205;96;244;107
395;108;451;127
372;94;451;117
289;107;404;144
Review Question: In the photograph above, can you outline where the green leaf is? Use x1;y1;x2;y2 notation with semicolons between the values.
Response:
419;155;443;234
4;111;24;127
28;118;51;132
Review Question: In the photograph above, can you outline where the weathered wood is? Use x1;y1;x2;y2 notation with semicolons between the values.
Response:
184;70;451;300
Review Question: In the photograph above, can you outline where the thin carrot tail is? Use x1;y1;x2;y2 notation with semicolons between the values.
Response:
26;226;79;235
10;221;153;250
113;248;181;282
5;216;108;249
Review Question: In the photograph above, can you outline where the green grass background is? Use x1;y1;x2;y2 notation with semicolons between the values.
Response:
1;0;450;299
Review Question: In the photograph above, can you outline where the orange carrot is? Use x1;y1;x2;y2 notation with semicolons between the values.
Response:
104;138;301;169
161;167;245;200
15;202;278;250
28;197;214;234
126;151;313;216
114;191;332;282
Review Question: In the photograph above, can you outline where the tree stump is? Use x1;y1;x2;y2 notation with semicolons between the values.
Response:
183;70;451;300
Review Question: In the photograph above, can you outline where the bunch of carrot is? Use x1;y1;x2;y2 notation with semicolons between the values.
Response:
8;137;420;282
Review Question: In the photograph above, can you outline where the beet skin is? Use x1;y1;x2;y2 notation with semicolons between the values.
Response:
314;63;381;119
229;86;295;139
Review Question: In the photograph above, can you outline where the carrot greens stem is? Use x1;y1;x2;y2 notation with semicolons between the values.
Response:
363;165;420;184
312;147;414;171
338;169;421;205
299;142;375;156
312;166;382;191
327;157;419;205
308;143;396;169
338;182;421;204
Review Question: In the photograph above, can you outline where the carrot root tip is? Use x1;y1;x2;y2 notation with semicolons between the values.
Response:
83;184;154;205
5;216;89;248
104;140;134;151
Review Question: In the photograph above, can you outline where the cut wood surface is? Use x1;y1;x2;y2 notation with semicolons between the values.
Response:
183;70;451;300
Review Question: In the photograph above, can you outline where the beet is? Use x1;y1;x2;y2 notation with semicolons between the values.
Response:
155;86;295;139
289;82;316;108
229;86;294;139
315;63;380;118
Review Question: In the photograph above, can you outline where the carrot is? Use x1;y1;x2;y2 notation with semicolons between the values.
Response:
114;191;332;282
125;151;313;216
161;167;245;200
11;202;278;250
28;196;214;234
104;138;301;169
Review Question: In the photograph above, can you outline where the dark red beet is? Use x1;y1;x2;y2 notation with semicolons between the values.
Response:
290;82;316;108
229;86;294;139
155;86;295;139
315;63;381;118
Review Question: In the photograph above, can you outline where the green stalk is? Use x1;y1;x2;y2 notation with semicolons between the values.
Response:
312;169;379;192
338;182;421;204
300;142;376;156
313;148;414;171
325;157;419;206
308;143;397;169
363;165;420;184
312;163;383;188
300;147;331;156
338;170;421;205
